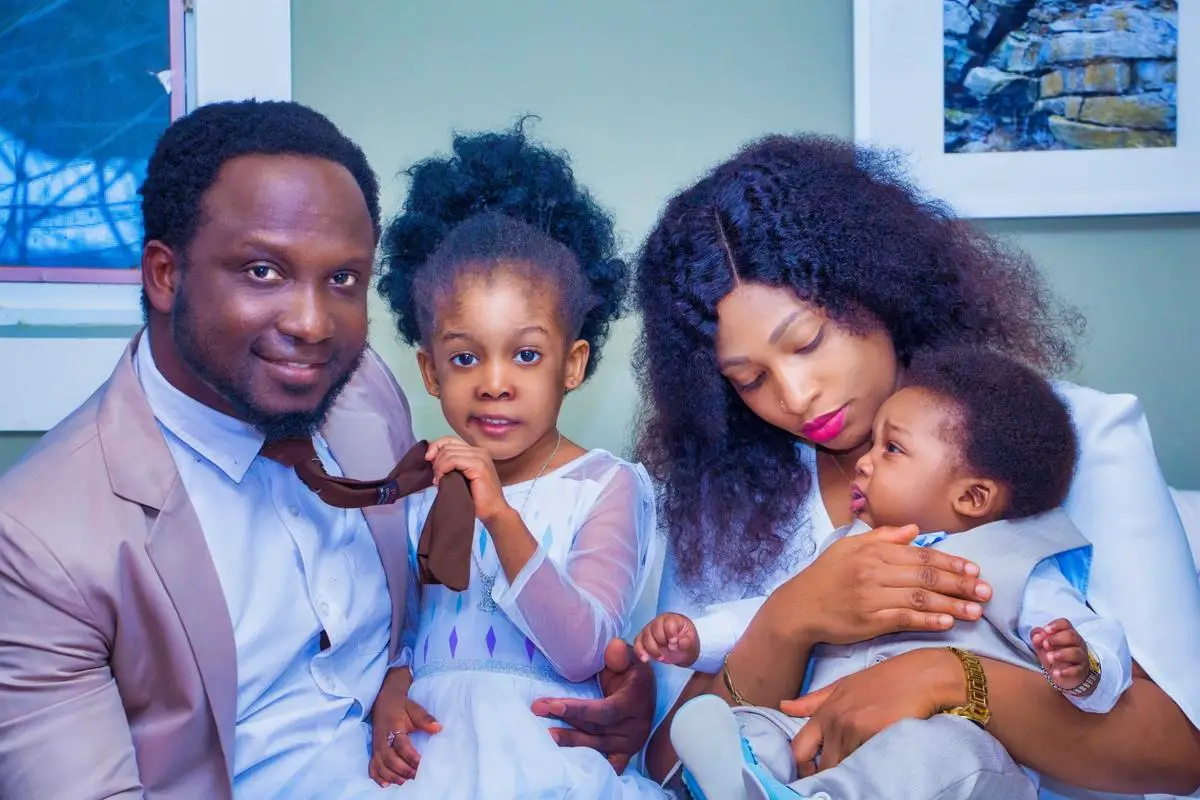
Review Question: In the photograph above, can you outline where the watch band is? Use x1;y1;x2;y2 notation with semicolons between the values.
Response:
942;647;991;728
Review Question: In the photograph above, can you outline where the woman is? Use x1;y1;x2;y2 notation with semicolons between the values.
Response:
634;135;1200;796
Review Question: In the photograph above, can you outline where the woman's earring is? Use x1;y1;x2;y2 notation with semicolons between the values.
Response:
566;377;577;389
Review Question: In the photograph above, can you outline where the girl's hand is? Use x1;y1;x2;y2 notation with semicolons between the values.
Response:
634;613;699;667
779;524;992;644
369;668;443;787
426;437;509;523
783;647;964;773
1032;619;1091;693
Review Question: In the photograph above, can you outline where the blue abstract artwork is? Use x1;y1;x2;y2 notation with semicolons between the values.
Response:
1;0;173;273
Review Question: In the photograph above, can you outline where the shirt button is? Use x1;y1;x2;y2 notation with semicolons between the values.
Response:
873;654;887;664
289;506;301;516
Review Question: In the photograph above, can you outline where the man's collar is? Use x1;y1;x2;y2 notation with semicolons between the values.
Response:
135;336;264;484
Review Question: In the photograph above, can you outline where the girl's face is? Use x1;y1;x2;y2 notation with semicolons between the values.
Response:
714;282;899;455
417;268;588;477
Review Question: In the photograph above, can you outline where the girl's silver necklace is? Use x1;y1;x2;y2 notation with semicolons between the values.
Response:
474;432;563;613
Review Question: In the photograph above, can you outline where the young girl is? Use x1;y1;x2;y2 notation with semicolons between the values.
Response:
365;126;666;799
637;348;1132;799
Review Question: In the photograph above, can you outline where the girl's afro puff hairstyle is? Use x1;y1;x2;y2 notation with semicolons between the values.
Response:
377;119;628;381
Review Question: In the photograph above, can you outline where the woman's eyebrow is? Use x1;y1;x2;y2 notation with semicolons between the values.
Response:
768;311;803;344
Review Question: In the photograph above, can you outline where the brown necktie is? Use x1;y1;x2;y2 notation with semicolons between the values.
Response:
260;438;475;591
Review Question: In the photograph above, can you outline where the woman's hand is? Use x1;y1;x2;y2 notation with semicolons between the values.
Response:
426;437;509;524
781;524;992;644
368;667;443;787
783;647;964;773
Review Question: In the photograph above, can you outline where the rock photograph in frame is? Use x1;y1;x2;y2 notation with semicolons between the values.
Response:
944;1;1177;153
855;0;1198;217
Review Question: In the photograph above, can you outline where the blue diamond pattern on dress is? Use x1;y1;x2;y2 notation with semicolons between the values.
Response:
486;626;497;656
456;593;463;614
525;636;536;662
449;627;458;658
423;635;430;662
478;526;488;557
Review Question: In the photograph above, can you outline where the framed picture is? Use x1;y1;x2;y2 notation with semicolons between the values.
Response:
0;0;291;432
853;0;1197;218
0;0;185;284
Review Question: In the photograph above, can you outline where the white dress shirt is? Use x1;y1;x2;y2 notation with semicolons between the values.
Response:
135;339;391;797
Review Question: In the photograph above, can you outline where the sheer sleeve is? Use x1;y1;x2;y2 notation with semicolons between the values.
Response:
493;463;654;683
1058;382;1200;726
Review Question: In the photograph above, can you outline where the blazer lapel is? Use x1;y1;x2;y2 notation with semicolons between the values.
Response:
97;334;238;776
144;486;238;775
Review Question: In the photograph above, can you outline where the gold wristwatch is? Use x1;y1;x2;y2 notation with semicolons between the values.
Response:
942;647;991;728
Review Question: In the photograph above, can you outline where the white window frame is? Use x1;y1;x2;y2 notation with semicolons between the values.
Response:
0;0;292;431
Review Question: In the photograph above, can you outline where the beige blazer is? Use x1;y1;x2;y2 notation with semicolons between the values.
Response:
0;336;415;799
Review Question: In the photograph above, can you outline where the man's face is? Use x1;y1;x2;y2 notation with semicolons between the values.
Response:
145;154;375;439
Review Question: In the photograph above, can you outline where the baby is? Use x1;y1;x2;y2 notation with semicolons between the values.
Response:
638;347;1132;800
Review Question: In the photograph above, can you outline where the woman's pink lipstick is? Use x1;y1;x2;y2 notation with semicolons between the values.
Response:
800;406;847;444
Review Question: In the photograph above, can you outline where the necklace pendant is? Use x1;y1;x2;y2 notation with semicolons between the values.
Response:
476;570;498;613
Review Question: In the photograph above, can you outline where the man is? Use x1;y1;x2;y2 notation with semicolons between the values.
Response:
0;100;651;799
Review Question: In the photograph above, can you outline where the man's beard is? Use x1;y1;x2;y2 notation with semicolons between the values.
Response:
171;286;364;442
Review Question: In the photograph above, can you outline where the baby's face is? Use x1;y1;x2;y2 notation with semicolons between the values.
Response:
850;388;965;532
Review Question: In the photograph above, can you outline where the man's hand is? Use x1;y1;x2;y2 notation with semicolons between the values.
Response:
531;638;655;773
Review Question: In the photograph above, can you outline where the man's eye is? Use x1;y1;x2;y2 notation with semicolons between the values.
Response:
248;264;280;280
331;271;358;286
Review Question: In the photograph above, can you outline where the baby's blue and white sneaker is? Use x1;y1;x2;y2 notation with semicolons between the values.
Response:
669;694;822;800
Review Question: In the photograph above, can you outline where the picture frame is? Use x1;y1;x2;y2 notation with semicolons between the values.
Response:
853;0;1197;218
0;0;291;432
0;0;186;285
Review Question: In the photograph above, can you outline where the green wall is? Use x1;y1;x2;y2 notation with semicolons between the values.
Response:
3;1;1196;487
291;0;1200;488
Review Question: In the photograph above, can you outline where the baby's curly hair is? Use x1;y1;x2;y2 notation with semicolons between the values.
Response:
377;121;628;381
635;134;1084;593
904;347;1077;520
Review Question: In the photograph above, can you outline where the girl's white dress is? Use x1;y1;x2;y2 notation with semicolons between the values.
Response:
389;449;667;799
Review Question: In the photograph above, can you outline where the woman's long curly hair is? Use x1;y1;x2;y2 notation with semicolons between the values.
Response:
377;120;627;382
634;134;1084;594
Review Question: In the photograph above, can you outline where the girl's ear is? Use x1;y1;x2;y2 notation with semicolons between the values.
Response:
564;339;590;392
416;349;440;398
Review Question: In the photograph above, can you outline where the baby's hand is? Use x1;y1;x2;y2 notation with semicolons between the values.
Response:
1031;618;1092;694
369;668;443;787
426;437;509;524
634;612;700;667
